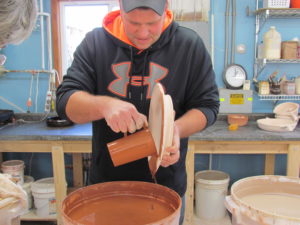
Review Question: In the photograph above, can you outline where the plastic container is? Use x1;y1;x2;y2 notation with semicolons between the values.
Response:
291;0;300;8
31;177;56;217
263;0;290;8
295;76;300;94
195;170;230;221
258;81;270;95
1;160;25;185
225;175;300;225
62;181;181;225
282;80;296;95
263;26;281;59
21;176;34;211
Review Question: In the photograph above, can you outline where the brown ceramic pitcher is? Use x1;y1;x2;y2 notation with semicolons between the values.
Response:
107;128;157;167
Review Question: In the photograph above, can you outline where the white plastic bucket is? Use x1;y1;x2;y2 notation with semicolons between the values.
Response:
195;170;230;221
225;175;300;225
1;160;25;185
31;177;56;217
21;176;34;212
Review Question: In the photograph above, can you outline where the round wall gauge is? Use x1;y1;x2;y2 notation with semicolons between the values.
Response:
223;64;247;89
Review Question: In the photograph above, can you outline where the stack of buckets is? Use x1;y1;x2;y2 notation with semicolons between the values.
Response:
195;170;230;222
1;160;56;217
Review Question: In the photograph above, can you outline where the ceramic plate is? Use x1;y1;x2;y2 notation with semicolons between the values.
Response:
148;83;174;176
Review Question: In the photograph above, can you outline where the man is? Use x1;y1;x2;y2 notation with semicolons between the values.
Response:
0;0;37;48
56;0;219;223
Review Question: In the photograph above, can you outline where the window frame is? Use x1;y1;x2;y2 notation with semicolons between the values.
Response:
51;0;118;83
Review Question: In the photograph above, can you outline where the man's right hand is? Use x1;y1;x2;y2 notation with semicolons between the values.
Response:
102;98;148;134
65;92;147;132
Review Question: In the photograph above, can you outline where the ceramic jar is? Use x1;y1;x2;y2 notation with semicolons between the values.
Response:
282;81;296;95
295;76;300;95
270;83;281;95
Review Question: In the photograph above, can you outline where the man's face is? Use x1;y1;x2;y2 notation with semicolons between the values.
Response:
121;8;165;50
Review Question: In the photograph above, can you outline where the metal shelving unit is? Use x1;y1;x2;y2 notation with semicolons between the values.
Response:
258;94;300;101
253;1;300;101
255;58;300;78
255;8;300;33
254;7;300;80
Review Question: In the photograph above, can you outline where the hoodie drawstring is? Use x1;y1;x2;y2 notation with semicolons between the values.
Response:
141;50;149;101
127;47;149;114
128;46;134;99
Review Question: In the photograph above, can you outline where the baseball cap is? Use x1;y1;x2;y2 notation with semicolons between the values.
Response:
121;0;167;16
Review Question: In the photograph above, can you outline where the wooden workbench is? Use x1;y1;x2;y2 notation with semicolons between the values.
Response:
1;116;300;225
0;141;91;224
184;140;300;224
0;120;92;225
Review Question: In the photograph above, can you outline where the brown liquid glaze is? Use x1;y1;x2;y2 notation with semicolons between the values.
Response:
68;195;174;225
62;181;181;225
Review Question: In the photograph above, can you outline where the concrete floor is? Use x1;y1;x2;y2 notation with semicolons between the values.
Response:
191;212;232;225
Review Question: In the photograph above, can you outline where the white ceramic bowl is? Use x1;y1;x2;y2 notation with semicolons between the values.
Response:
257;118;298;132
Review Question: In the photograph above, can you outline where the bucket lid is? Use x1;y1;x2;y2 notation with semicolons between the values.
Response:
195;170;230;185
31;177;55;194
1;160;25;170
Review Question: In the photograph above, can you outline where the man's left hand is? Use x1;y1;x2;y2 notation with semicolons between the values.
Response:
160;124;180;167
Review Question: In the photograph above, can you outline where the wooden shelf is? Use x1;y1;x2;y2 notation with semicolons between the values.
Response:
258;94;300;101
20;209;56;221
191;211;232;225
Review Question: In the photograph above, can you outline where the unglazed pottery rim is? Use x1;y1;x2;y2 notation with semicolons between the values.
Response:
230;175;300;222
148;83;174;175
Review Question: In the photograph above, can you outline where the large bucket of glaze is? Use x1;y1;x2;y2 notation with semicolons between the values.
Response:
195;170;230;221
31;177;56;217
1;160;25;185
62;181;181;225
225;175;300;225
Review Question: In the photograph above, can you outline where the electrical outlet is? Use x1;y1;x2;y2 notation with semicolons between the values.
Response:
44;91;52;112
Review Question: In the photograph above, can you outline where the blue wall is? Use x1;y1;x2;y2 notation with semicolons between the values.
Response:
0;0;51;113
213;0;300;113
2;0;299;185
1;0;299;112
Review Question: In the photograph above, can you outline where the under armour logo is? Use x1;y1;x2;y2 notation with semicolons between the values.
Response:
108;62;168;98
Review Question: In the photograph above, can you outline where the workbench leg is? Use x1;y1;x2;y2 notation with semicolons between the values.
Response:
72;154;83;188
287;144;300;177
184;146;195;225
264;154;275;175
52;145;67;225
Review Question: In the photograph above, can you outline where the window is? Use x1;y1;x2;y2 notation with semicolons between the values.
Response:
51;0;118;78
51;0;210;79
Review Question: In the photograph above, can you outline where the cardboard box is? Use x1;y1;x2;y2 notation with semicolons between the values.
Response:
281;41;298;59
